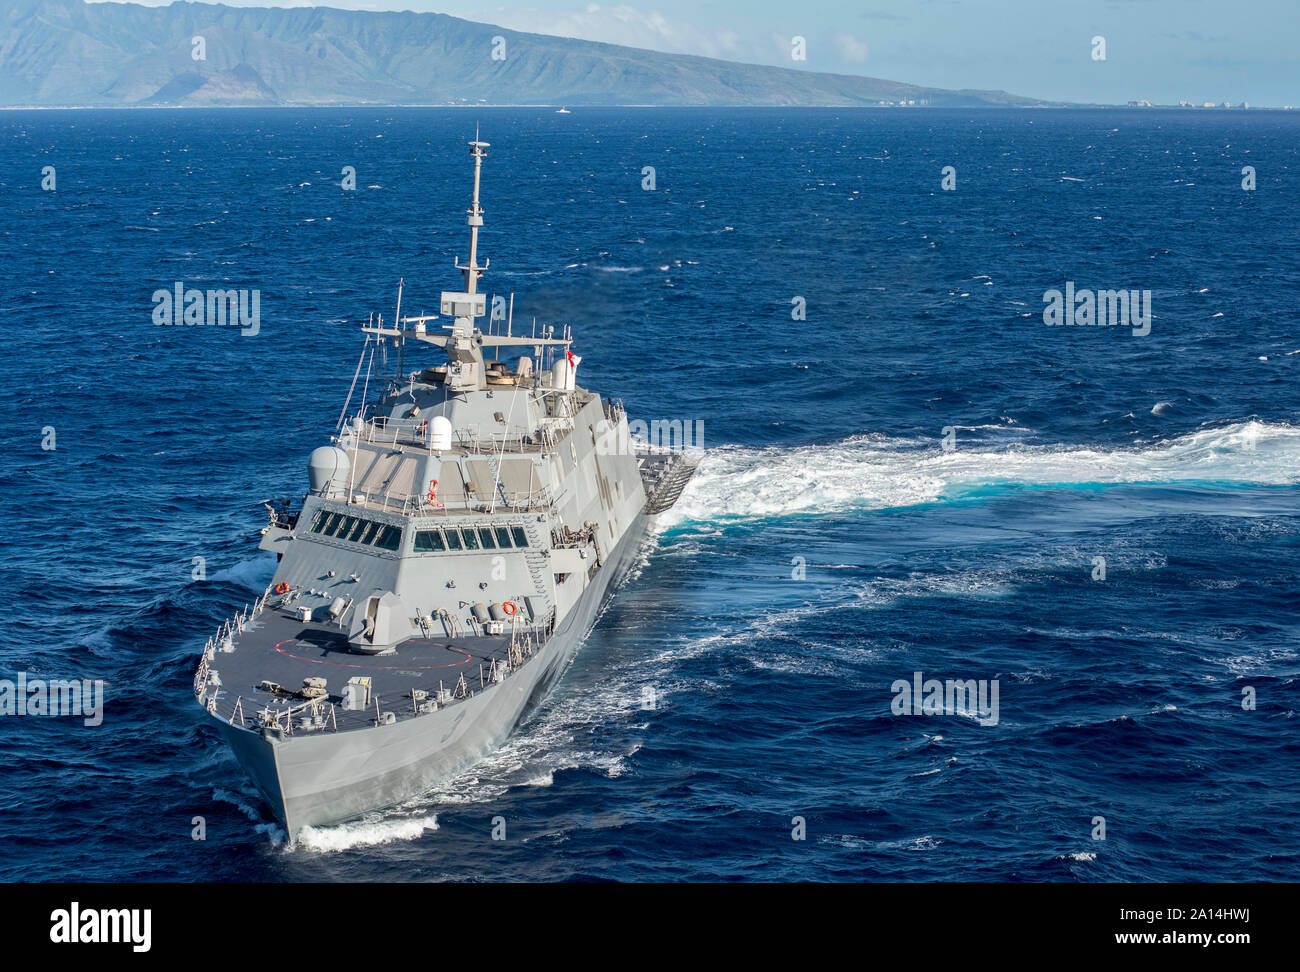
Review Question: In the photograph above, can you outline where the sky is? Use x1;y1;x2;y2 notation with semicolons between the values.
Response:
89;1;1300;105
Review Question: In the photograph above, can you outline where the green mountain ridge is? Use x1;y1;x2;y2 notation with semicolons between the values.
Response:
0;0;1053;107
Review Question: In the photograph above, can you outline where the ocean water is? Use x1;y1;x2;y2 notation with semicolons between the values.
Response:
2;106;1299;881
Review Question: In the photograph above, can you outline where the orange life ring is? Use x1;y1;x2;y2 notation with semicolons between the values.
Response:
274;581;290;594
427;478;439;504
502;601;518;616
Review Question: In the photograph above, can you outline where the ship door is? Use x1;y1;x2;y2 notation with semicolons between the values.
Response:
361;595;380;642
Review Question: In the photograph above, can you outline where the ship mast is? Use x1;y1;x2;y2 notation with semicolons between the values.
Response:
362;134;570;394
456;132;489;295
428;133;491;392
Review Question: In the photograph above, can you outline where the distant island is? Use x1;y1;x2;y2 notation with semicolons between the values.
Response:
0;0;1053;108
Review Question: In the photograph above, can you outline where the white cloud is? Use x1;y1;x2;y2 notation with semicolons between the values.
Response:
449;5;748;60
833;32;870;63
88;0;342;6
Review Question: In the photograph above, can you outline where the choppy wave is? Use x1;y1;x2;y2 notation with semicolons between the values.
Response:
209;553;277;590
295;814;439;853
664;420;1299;525
10;108;1300;883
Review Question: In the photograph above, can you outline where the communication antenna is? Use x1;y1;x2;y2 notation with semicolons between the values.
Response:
394;277;404;377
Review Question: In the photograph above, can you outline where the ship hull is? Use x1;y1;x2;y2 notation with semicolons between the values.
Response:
210;512;649;840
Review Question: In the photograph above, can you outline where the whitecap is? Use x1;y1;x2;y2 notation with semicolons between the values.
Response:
294;813;439;853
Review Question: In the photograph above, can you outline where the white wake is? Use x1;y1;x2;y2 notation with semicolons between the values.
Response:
661;420;1299;525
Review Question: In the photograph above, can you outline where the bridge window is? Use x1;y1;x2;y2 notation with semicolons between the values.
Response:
493;526;513;548
477;528;497;549
444;529;464;551
372;524;402;551
462;528;481;550
510;526;529;548
311;512;335;534
413;529;445;552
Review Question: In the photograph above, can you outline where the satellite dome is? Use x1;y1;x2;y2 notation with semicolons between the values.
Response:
307;446;350;497
429;416;453;452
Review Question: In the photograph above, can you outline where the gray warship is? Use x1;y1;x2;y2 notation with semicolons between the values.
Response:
193;137;697;839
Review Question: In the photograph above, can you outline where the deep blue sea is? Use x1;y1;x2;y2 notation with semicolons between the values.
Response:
2;107;1299;881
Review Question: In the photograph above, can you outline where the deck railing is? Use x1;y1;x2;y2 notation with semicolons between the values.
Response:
194;581;276;707
356;414;549;455
199;593;558;735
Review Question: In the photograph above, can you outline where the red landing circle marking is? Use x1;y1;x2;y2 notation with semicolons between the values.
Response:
272;638;473;670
